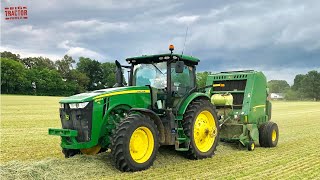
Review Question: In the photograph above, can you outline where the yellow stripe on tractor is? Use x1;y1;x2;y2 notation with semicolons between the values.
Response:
94;90;150;99
252;105;266;109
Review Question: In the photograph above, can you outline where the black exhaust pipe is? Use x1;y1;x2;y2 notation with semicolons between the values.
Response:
113;60;125;87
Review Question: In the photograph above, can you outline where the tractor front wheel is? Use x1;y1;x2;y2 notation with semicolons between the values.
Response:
183;99;219;159
111;113;159;172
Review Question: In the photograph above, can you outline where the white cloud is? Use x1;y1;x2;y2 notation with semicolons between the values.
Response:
57;40;70;49
276;24;320;51
57;40;106;60
175;15;200;24
66;47;104;60
63;20;128;33
0;46;61;60
160;15;200;25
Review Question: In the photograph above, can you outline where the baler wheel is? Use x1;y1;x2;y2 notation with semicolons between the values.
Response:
111;113;159;172
259;124;267;147
259;121;279;147
183;99;219;159
248;141;255;151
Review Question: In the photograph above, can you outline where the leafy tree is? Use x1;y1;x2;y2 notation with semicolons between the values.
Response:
55;55;76;78
68;70;90;93
0;51;21;62
21;57;56;70
1;58;28;94
268;80;290;93
26;68;75;96
101;62;117;88
77;57;104;90
196;71;212;87
291;74;305;91
284;89;300;101
299;71;320;101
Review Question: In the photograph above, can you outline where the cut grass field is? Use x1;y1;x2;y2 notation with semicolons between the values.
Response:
1;95;320;179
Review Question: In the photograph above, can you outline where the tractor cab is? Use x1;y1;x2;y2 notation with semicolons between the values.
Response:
124;45;199;111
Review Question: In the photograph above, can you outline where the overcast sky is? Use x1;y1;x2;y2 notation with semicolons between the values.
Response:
1;0;320;84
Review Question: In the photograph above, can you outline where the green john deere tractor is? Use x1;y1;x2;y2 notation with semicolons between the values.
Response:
49;45;220;171
49;46;279;172
205;71;279;151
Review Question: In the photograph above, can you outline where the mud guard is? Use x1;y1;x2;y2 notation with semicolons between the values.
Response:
129;108;165;144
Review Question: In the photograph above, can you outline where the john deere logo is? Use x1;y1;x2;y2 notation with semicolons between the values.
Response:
65;115;70;120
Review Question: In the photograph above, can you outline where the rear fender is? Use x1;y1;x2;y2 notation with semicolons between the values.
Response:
176;92;210;120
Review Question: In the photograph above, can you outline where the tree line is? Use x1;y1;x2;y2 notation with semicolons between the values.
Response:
267;71;320;101
1;51;117;96
1;51;319;100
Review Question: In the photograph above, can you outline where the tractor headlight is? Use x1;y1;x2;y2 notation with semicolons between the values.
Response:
69;102;89;109
60;103;64;108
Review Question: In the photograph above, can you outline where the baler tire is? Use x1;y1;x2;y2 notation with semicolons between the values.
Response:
62;148;80;158
111;113;159;172
265;121;279;147
248;141;255;151
259;124;267;147
259;122;279;147
182;99;219;159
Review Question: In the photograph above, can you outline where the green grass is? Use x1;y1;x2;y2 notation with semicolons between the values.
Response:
1;95;320;179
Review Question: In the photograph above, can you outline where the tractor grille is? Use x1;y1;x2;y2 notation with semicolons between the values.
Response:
60;102;93;142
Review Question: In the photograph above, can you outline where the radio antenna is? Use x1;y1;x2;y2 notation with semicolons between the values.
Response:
181;26;189;55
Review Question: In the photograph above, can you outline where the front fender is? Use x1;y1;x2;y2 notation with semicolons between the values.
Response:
129;108;165;144
176;92;210;120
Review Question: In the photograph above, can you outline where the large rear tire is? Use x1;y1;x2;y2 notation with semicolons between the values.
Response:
183;99;219;159
259;121;279;147
111;113;159;172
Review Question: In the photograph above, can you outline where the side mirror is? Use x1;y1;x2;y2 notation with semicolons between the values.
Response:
175;61;184;73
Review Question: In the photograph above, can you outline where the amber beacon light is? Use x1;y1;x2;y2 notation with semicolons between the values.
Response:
169;44;174;51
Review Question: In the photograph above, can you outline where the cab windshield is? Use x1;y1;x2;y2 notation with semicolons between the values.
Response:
133;62;167;89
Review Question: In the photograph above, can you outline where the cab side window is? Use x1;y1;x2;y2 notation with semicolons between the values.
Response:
171;64;195;96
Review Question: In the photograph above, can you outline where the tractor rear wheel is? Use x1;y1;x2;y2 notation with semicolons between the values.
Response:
259;121;279;147
111;113;159;172
183;99;219;159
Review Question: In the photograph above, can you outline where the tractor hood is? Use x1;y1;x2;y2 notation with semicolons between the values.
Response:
59;86;150;103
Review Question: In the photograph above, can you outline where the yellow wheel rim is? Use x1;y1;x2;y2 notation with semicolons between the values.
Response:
193;110;217;153
251;143;255;150
80;145;101;155
272;129;277;142
129;126;154;163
